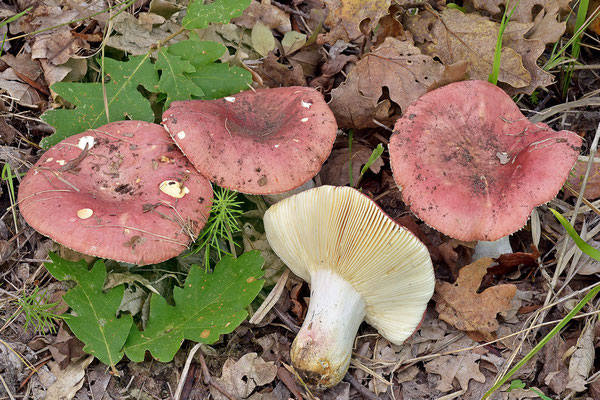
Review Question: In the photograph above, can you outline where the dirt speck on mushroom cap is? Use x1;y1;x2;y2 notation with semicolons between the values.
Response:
162;86;337;195
389;80;582;242
18;120;213;265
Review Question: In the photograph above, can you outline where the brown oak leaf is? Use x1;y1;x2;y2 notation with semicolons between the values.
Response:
425;352;486;393
324;0;391;44
468;0;568;44
405;9;553;94
211;353;278;400
435;258;517;340
329;37;465;128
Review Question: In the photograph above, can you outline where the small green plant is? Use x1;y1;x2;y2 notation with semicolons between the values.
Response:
507;379;553;399
482;208;600;399
192;187;244;269
7;287;63;335
488;0;520;85
360;144;384;179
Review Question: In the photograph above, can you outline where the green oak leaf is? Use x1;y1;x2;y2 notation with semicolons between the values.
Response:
183;0;251;30
163;35;252;100
156;47;205;106
40;55;158;149
124;251;264;362
45;253;133;370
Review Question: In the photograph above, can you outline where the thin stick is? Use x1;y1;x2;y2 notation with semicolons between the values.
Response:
344;372;381;400
173;343;202;400
249;269;289;324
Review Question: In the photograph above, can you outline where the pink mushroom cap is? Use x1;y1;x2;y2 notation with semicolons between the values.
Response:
162;86;337;195
389;80;582;241
18;121;213;265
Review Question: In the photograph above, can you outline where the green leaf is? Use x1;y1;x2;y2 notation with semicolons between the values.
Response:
167;37;227;67
188;63;251;100
549;208;600;261
45;253;133;370
40;55;159;148
507;379;526;391
162;35;252;100
124;251;264;362
183;0;251;30
155;47;204;106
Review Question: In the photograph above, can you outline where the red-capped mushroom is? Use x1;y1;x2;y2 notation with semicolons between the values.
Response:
18;121;213;265
161;86;337;195
389;80;582;243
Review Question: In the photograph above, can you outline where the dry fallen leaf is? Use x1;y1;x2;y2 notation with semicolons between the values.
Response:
106;12;181;55
435;258;517;340
0;68;43;107
426;353;485;393
329;37;464;128
467;0;568;44
49;324;86;369
567;320;595;393
406;9;552;94
31;28;89;66
45;356;94;400
324;0;391;43
232;0;291;34
211;353;278;400
320;144;384;186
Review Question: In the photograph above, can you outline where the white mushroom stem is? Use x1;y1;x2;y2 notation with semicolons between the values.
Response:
472;235;513;261
291;269;366;388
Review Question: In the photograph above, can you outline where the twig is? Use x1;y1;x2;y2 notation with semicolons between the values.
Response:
0;374;16;400
271;1;310;18
272;307;300;333
174;343;202;400
249;269;289;324
344;372;381;400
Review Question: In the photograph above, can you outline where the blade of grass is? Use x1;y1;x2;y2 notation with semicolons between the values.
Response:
488;0;520;85
562;0;590;96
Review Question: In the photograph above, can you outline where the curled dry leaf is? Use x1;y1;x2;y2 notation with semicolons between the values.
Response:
467;0;568;44
211;353;278;400
329;37;465;128
323;0;391;44
405;9;552;94
435;258;517;340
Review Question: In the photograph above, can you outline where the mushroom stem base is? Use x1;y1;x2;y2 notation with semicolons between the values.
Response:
291;269;366;388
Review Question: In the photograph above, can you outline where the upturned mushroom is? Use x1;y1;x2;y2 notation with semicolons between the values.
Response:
161;86;337;195
263;185;435;388
388;80;582;257
18;121;213;265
